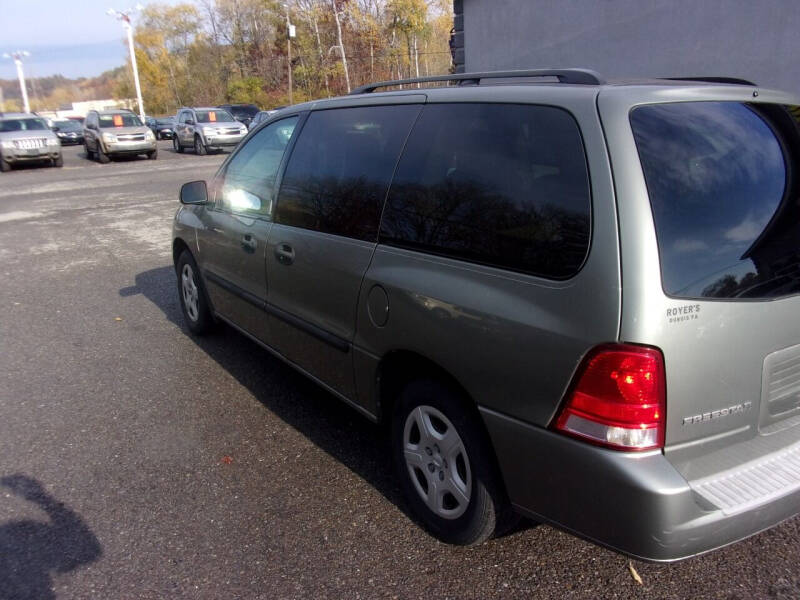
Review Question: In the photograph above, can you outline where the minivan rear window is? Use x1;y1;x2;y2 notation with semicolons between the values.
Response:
631;102;800;299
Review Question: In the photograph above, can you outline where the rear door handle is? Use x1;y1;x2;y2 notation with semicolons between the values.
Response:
241;234;257;253
274;242;295;265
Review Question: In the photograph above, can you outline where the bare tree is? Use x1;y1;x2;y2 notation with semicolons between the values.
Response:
329;0;351;93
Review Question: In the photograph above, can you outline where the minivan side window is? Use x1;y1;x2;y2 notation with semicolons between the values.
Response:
380;103;592;279
218;116;299;217
275;104;422;242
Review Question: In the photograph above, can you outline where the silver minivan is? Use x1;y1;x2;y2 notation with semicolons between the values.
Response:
172;69;800;561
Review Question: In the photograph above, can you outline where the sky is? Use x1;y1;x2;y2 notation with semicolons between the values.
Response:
0;0;190;80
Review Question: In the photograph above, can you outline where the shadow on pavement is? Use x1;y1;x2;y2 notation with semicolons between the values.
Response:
121;265;408;512
0;474;102;600
122;265;531;538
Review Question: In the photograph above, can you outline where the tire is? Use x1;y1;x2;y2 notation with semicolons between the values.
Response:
84;142;94;160
147;149;158;160
0;158;10;172
194;135;207;156
173;136;183;154
392;379;517;545
176;250;215;335
97;145;110;164
53;154;64;168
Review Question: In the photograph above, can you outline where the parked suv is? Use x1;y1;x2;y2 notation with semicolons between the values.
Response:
0;112;62;171
173;107;247;155
172;70;800;561
83;109;157;163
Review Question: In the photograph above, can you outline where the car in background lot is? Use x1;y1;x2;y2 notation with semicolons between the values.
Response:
83;109;157;163
51;119;84;145
248;109;281;130
173;107;247;155
217;103;260;128
152;117;176;140
145;116;175;139
173;69;800;562
0;112;62;172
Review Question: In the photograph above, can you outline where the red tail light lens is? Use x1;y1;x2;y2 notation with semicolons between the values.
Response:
554;344;665;451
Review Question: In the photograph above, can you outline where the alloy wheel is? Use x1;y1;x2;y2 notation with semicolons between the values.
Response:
403;405;472;519
181;263;200;322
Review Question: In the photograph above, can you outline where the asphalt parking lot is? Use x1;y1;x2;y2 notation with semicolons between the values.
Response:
1;142;799;599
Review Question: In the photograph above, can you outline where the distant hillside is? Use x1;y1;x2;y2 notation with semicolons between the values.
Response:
0;67;125;111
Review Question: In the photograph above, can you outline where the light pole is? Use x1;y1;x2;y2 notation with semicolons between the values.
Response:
107;6;145;122
285;3;295;105
2;51;31;113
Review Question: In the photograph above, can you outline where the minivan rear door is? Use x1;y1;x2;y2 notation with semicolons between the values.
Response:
600;86;800;468
266;101;423;401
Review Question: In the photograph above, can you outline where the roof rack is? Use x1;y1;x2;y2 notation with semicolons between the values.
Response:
350;68;605;95
664;76;756;86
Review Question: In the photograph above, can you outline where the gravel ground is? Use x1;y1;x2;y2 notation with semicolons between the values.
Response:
0;143;798;599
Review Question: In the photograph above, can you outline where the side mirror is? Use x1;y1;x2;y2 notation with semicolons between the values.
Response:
186;119;194;126
52;126;60;132
180;180;208;205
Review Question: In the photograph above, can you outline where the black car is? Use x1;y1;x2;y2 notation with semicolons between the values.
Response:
216;103;259;128
152;117;176;140
51;119;84;145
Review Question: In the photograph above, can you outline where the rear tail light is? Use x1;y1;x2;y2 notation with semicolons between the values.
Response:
553;344;665;451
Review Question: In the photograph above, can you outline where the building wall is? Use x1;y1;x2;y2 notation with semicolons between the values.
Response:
460;0;800;94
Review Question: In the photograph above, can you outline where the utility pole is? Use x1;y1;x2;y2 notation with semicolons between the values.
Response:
285;3;295;105
3;51;31;113
108;6;146;122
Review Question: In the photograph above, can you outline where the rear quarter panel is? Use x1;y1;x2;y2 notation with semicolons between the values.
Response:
354;86;621;425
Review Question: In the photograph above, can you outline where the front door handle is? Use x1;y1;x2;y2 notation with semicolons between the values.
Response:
274;242;295;265
241;233;257;253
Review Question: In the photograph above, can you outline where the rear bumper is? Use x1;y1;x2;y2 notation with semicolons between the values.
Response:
481;407;800;562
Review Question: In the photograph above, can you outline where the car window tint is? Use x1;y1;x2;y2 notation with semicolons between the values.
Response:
275;104;421;241
631;102;800;299
380;103;591;278
219;116;299;217
0;118;49;132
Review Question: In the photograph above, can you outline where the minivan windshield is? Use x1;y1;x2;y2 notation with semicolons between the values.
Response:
631;102;800;300
0;118;49;132
99;113;143;128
